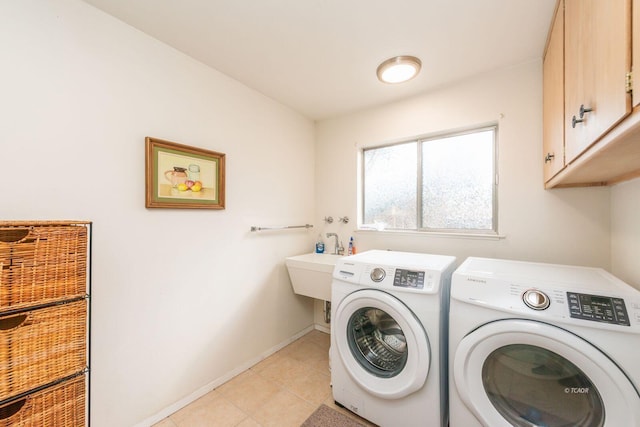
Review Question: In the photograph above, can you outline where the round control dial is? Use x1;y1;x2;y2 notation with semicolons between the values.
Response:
370;267;386;282
522;289;550;310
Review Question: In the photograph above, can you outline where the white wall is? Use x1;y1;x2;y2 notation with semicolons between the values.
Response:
1;1;316;426
315;61;611;269
611;178;640;289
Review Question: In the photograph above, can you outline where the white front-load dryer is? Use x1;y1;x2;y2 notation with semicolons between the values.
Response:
330;250;456;427
449;257;640;427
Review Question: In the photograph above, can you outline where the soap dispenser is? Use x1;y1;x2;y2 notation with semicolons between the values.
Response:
315;234;325;253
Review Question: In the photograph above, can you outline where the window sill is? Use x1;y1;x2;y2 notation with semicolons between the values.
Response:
355;228;506;241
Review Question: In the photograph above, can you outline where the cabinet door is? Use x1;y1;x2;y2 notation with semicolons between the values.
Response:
564;0;631;164
634;0;640;107
543;2;565;182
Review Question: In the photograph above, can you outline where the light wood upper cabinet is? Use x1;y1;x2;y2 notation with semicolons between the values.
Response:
564;0;631;164
543;1;565;182
544;0;640;188
634;0;640;107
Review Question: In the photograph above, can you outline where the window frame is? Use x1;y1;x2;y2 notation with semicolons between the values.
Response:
360;124;498;235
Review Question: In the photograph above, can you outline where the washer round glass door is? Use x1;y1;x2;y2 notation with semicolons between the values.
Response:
454;319;640;427
334;289;430;399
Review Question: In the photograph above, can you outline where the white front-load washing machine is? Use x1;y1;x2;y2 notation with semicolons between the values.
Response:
449;257;640;427
330;250;456;427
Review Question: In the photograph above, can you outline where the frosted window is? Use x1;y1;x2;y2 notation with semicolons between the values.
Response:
363;143;417;229
422;130;494;230
362;126;496;233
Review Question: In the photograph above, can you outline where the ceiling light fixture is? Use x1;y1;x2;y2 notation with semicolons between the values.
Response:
376;56;422;84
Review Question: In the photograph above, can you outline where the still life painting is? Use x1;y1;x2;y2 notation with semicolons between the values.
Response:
145;137;226;209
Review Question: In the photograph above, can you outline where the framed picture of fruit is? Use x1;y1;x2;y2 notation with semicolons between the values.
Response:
145;137;226;209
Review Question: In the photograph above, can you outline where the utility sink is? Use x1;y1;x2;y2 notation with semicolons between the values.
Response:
285;253;342;301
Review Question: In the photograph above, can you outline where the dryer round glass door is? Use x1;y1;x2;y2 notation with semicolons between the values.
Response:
483;344;603;426
334;289;430;399
453;319;640;427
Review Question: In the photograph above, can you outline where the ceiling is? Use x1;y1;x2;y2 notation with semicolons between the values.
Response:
81;0;557;121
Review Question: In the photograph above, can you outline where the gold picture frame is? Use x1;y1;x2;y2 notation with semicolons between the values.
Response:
145;137;225;209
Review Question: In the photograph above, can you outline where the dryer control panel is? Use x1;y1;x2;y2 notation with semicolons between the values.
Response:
567;292;630;326
451;257;640;331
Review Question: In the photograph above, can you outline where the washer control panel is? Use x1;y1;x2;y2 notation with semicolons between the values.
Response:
370;267;386;282
567;292;630;326
393;269;426;289
523;289;550;310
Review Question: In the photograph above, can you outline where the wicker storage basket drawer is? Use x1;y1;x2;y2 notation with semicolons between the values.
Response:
0;300;87;400
0;375;85;427
0;221;88;311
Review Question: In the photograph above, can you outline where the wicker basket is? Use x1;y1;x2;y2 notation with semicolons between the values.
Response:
0;300;87;400
0;221;88;312
0;375;85;427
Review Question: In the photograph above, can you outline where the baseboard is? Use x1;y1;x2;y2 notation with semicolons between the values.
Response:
314;323;330;334
133;325;315;427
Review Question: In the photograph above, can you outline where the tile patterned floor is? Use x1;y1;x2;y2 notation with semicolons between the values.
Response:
153;330;375;427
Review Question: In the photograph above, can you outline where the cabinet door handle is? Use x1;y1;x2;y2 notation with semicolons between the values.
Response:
572;115;585;128
544;153;555;163
579;104;593;118
572;105;594;128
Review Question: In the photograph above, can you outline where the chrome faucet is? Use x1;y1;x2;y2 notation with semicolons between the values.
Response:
326;233;341;255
